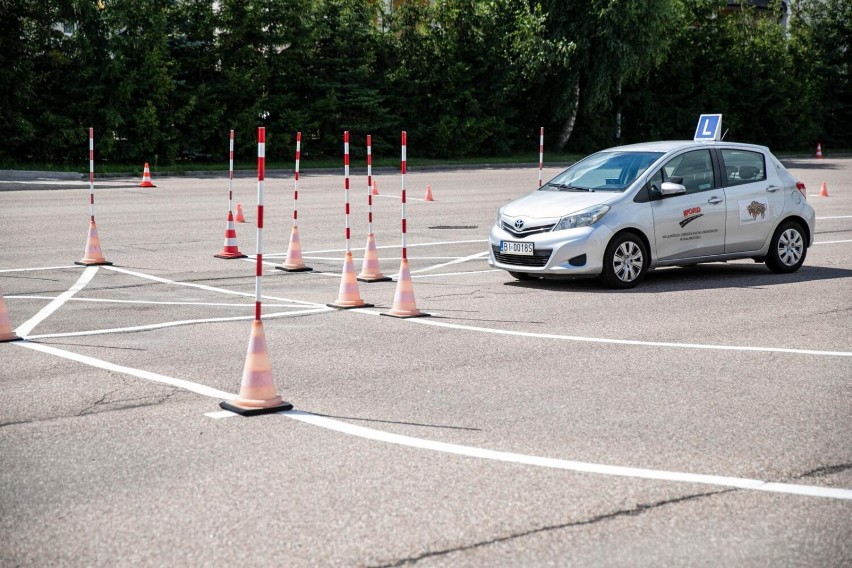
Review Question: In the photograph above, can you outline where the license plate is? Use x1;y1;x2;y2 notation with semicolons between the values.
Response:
500;241;534;255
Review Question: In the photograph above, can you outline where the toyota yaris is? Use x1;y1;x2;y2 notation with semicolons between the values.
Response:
489;141;815;288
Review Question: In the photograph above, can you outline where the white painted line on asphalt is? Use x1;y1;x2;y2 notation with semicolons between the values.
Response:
290;239;488;256
403;317;852;358
412;269;501;279
283;410;852;501
206;410;237;419
11;340;236;400
102;265;326;307
813;239;852;245
407;251;490;276
816;215;852;220
6;295;305;308
24;307;332;339
15;266;98;337
9;333;849;501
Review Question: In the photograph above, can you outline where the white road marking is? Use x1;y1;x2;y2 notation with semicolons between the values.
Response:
407;251;490;276
12;340;236;400
412;269;501;279
15;266;98;337
24;307;332;339
11;338;850;501
403;317;852;358
6;295;304;308
816;215;852;220
813;239;852;245
0;265;79;273
283;411;852;501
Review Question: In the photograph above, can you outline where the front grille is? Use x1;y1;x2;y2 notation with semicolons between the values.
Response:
492;246;552;267
501;221;555;238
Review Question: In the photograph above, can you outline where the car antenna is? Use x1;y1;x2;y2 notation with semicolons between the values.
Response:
721;128;729;141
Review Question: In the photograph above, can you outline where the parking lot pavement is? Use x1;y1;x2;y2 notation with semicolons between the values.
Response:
1;159;850;566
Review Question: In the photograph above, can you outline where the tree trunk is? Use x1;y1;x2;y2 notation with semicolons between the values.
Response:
557;78;580;152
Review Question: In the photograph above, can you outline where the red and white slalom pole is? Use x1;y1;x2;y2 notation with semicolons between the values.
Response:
329;131;370;308
278;131;311;271
358;134;389;282
218;125;292;417
383;131;426;318
75;128;111;266
215;130;246;259
538;126;544;187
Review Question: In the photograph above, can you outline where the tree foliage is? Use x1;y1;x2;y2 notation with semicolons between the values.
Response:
0;0;846;166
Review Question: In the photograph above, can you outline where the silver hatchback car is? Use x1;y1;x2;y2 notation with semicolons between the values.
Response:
489;141;815;288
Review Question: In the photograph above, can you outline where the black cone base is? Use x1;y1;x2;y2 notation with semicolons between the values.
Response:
219;400;293;416
275;266;313;272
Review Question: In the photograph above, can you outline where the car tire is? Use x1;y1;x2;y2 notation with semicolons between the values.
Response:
508;271;537;281
766;220;807;274
600;232;649;289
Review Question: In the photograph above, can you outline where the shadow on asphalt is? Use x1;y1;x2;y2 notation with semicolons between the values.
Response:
502;264;852;293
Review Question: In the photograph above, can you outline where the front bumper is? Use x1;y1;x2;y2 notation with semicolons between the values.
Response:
488;223;613;276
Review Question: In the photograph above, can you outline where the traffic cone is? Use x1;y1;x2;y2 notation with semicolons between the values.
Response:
358;234;391;282
382;258;428;318
139;163;156;187
819;182;829;197
235;204;247;223
371;181;379;196
0;287;22;342
816;143;823;159
424;185;434;201
75;219;112;266
328;252;373;309
276;226;312;272
219;319;292;416
214;211;247;259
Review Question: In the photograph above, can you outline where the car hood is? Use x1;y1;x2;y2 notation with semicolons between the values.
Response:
502;190;618;220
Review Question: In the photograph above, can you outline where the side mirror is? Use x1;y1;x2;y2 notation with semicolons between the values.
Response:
661;181;686;196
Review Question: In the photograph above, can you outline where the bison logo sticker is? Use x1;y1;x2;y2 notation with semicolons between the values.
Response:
738;198;770;225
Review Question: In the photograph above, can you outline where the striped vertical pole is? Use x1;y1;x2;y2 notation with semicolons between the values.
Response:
89;128;95;220
228;130;235;213
344;131;351;254
255;127;265;321
401;131;407;260
538;127;544;187
293;131;301;226
367;134;373;235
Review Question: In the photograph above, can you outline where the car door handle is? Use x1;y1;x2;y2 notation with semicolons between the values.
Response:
708;196;723;205
765;185;780;192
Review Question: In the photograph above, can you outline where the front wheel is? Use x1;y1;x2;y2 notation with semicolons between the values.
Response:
599;232;649;289
766;220;807;273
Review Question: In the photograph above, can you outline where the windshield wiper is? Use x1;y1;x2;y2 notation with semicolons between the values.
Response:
547;182;593;192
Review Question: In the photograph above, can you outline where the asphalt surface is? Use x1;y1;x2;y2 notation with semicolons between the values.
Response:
1;158;850;566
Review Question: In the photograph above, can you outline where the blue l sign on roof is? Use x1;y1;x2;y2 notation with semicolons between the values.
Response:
694;114;722;142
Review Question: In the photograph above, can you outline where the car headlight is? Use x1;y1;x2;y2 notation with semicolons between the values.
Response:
553;204;610;232
496;208;504;226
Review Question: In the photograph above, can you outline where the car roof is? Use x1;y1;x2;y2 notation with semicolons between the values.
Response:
601;140;771;154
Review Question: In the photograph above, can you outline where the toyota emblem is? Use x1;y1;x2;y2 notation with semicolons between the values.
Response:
514;219;525;230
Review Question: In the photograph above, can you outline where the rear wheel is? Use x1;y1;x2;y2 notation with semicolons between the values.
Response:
766;220;807;273
600;232;649;289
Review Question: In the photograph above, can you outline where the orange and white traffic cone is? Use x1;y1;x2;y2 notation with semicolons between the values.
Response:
819;182;829;197
139;163;156;187
276;226;312;272
371;180;379;196
75;219;112;266
0;287;22;342
220;319;292;416
214;211;247;259
424;185;434;201
382;258;428;318
358;234;391;282
235;204;247;223
328;252;373;309
816;143;823;159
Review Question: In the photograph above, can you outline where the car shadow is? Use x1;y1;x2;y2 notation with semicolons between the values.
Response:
502;263;852;293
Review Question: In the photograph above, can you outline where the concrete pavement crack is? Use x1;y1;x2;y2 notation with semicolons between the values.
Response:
369;488;735;567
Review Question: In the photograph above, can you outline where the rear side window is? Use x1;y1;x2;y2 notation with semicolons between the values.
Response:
721;150;766;186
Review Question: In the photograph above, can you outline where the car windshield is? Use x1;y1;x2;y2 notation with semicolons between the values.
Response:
542;151;664;192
